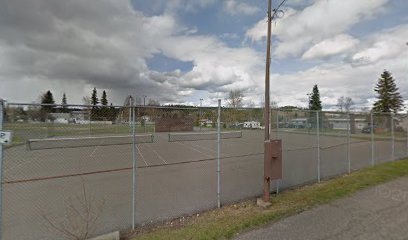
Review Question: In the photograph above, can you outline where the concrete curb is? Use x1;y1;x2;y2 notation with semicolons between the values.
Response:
87;231;120;240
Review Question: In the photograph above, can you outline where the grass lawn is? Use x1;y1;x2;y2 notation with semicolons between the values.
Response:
3;122;155;146
126;158;408;240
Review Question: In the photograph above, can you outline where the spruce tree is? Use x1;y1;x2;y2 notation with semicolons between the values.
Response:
100;90;109;119
373;70;403;113
101;90;108;106
90;88;99;120
91;88;99;106
40;90;55;121
61;93;67;105
309;84;322;111
41;90;55;112
61;93;68;112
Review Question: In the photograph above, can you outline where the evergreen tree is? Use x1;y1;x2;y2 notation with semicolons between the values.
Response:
309;84;322;111
100;90;109;119
61;93;68;113
373;70;403;113
91;88;99;106
41;90;55;105
90;88;99;120
40;90;55;121
41;90;55;112
101;90;108;106
61;93;67;105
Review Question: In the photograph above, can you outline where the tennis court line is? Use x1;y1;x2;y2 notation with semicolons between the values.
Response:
185;141;230;158
153;149;168;164
175;141;213;158
89;145;100;157
136;145;149;166
143;144;168;164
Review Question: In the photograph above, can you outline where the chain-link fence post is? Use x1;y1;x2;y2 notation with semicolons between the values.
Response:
131;102;137;229
406;114;408;157
316;111;320;183
0;99;4;240
276;110;280;194
391;113;395;161
217;99;221;208
371;113;375;166
347;112;351;174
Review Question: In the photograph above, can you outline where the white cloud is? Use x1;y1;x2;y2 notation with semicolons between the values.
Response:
1;0;407;110
351;24;408;66
302;34;359;60
0;0;264;105
223;0;259;16
245;17;267;43
246;0;389;59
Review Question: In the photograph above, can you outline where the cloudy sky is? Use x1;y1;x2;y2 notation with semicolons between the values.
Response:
0;0;407;109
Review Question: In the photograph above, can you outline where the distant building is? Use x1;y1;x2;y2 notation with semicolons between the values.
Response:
289;118;308;128
328;118;367;130
49;113;70;124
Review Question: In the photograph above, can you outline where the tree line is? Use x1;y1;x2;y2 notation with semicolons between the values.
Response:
307;70;403;113
37;88;117;121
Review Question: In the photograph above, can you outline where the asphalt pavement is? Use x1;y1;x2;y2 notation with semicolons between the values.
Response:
235;176;408;240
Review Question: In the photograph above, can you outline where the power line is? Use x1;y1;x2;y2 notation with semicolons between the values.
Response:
272;0;288;20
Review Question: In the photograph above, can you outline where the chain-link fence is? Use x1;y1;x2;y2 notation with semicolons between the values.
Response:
1;100;407;239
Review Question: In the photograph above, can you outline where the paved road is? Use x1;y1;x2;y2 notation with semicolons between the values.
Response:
236;176;408;240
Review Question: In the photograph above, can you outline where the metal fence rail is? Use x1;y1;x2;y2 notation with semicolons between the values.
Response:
0;100;407;239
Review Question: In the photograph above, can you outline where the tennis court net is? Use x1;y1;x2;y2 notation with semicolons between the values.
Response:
27;134;154;150
168;131;242;142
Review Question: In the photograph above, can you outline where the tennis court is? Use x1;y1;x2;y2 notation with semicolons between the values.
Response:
2;105;408;240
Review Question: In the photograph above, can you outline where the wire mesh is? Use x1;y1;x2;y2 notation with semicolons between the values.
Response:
3;103;134;240
134;105;218;224
220;107;264;204
372;113;393;163
349;112;372;171
319;111;349;179
278;110;319;188
2;102;408;240
393;113;407;160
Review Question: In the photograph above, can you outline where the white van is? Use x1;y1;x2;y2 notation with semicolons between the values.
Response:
243;121;261;129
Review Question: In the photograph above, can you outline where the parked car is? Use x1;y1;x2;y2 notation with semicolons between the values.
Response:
361;125;376;133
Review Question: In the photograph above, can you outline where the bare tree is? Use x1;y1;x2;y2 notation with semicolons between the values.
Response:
344;97;353;112
227;90;244;108
135;97;142;106
148;98;160;106
82;97;92;106
337;96;353;112
42;180;105;240
337;96;345;112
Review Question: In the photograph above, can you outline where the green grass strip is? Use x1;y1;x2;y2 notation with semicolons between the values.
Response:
131;158;408;240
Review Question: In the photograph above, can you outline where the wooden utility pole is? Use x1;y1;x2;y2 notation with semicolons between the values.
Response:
263;0;273;202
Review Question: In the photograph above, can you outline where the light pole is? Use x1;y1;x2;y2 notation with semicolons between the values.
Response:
406;42;408;156
200;98;203;131
128;96;133;127
143;96;147;133
307;93;312;109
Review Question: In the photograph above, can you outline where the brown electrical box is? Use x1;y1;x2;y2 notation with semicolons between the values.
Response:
264;139;282;180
